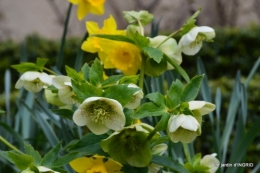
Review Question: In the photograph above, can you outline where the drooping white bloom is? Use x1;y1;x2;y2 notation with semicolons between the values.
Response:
73;97;125;135
125;84;144;109
200;153;220;173
148;143;168;173
150;35;182;70
178;26;215;55
52;76;75;105
167;114;200;143
21;166;59;173
188;101;216;116
15;71;52;93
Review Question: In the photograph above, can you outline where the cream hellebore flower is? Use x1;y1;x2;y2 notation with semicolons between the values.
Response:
21;166;59;173
178;26;215;55
52;76;76;105
100;123;160;167
200;153;220;173
150;35;182;70
69;155;123;173
73;97;125;135
168;101;215;143
148;143;168;173
15;71;52;93
168;114;200;143
125;84;144;109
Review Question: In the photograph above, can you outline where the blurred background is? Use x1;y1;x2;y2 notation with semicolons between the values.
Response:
0;0;260;172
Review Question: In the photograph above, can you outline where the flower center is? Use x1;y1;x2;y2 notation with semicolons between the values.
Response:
89;101;112;124
189;33;206;48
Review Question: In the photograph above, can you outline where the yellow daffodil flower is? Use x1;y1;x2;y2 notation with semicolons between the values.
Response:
69;0;106;20
82;15;126;53
82;15;141;75
69;155;123;173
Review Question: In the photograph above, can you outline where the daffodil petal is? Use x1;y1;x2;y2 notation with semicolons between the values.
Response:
89;5;104;15
70;157;93;172
77;1;90;20
86;21;99;34
68;0;80;5
103;15;117;31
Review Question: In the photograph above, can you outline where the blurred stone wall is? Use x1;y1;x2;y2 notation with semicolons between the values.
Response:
0;0;260;41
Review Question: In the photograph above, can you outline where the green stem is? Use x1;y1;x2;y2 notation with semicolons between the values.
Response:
43;67;58;76
182;143;191;163
147;124;159;141
137;20;144;36
138;54;146;90
0;136;22;153
56;3;72;71
155;30;182;48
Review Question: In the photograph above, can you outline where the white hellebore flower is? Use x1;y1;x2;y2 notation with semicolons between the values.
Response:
167;114;200;143
148;143;168;173
21;166;59;173
15;71;52;93
73;97;125;135
200;153;220;173
52;76;75;105
150;35;182;70
125;84;144;109
188;101;216;116
178;26;215;56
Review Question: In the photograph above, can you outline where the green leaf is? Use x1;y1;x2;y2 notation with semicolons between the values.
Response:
11;62;39;73
0;151;14;164
166;79;183;109
8;151;33;171
144;57;167;77
24;143;42;166
101;75;123;88
119;75;139;85
122;164;148;173
123;10;154;26
51;109;74;120
103;84;139;106
142;47;163;63
52;152;85;167
65;65;84;83
151;155;189;173
81;63;90;81
29;165;40;173
130;32;150;48
164;54;190;83
191;153;202;166
155;113;171;131
181;8;201;35
67;133;108;155
72;80;103;103
89;59;103;87
36;58;49;72
41;142;61;167
0;110;5;114
181;75;204;102
132;102;168;119
91;34;135;45
145;92;166;107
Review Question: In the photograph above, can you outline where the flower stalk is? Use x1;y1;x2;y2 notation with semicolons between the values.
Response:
0;135;22;154
182;143;191;163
